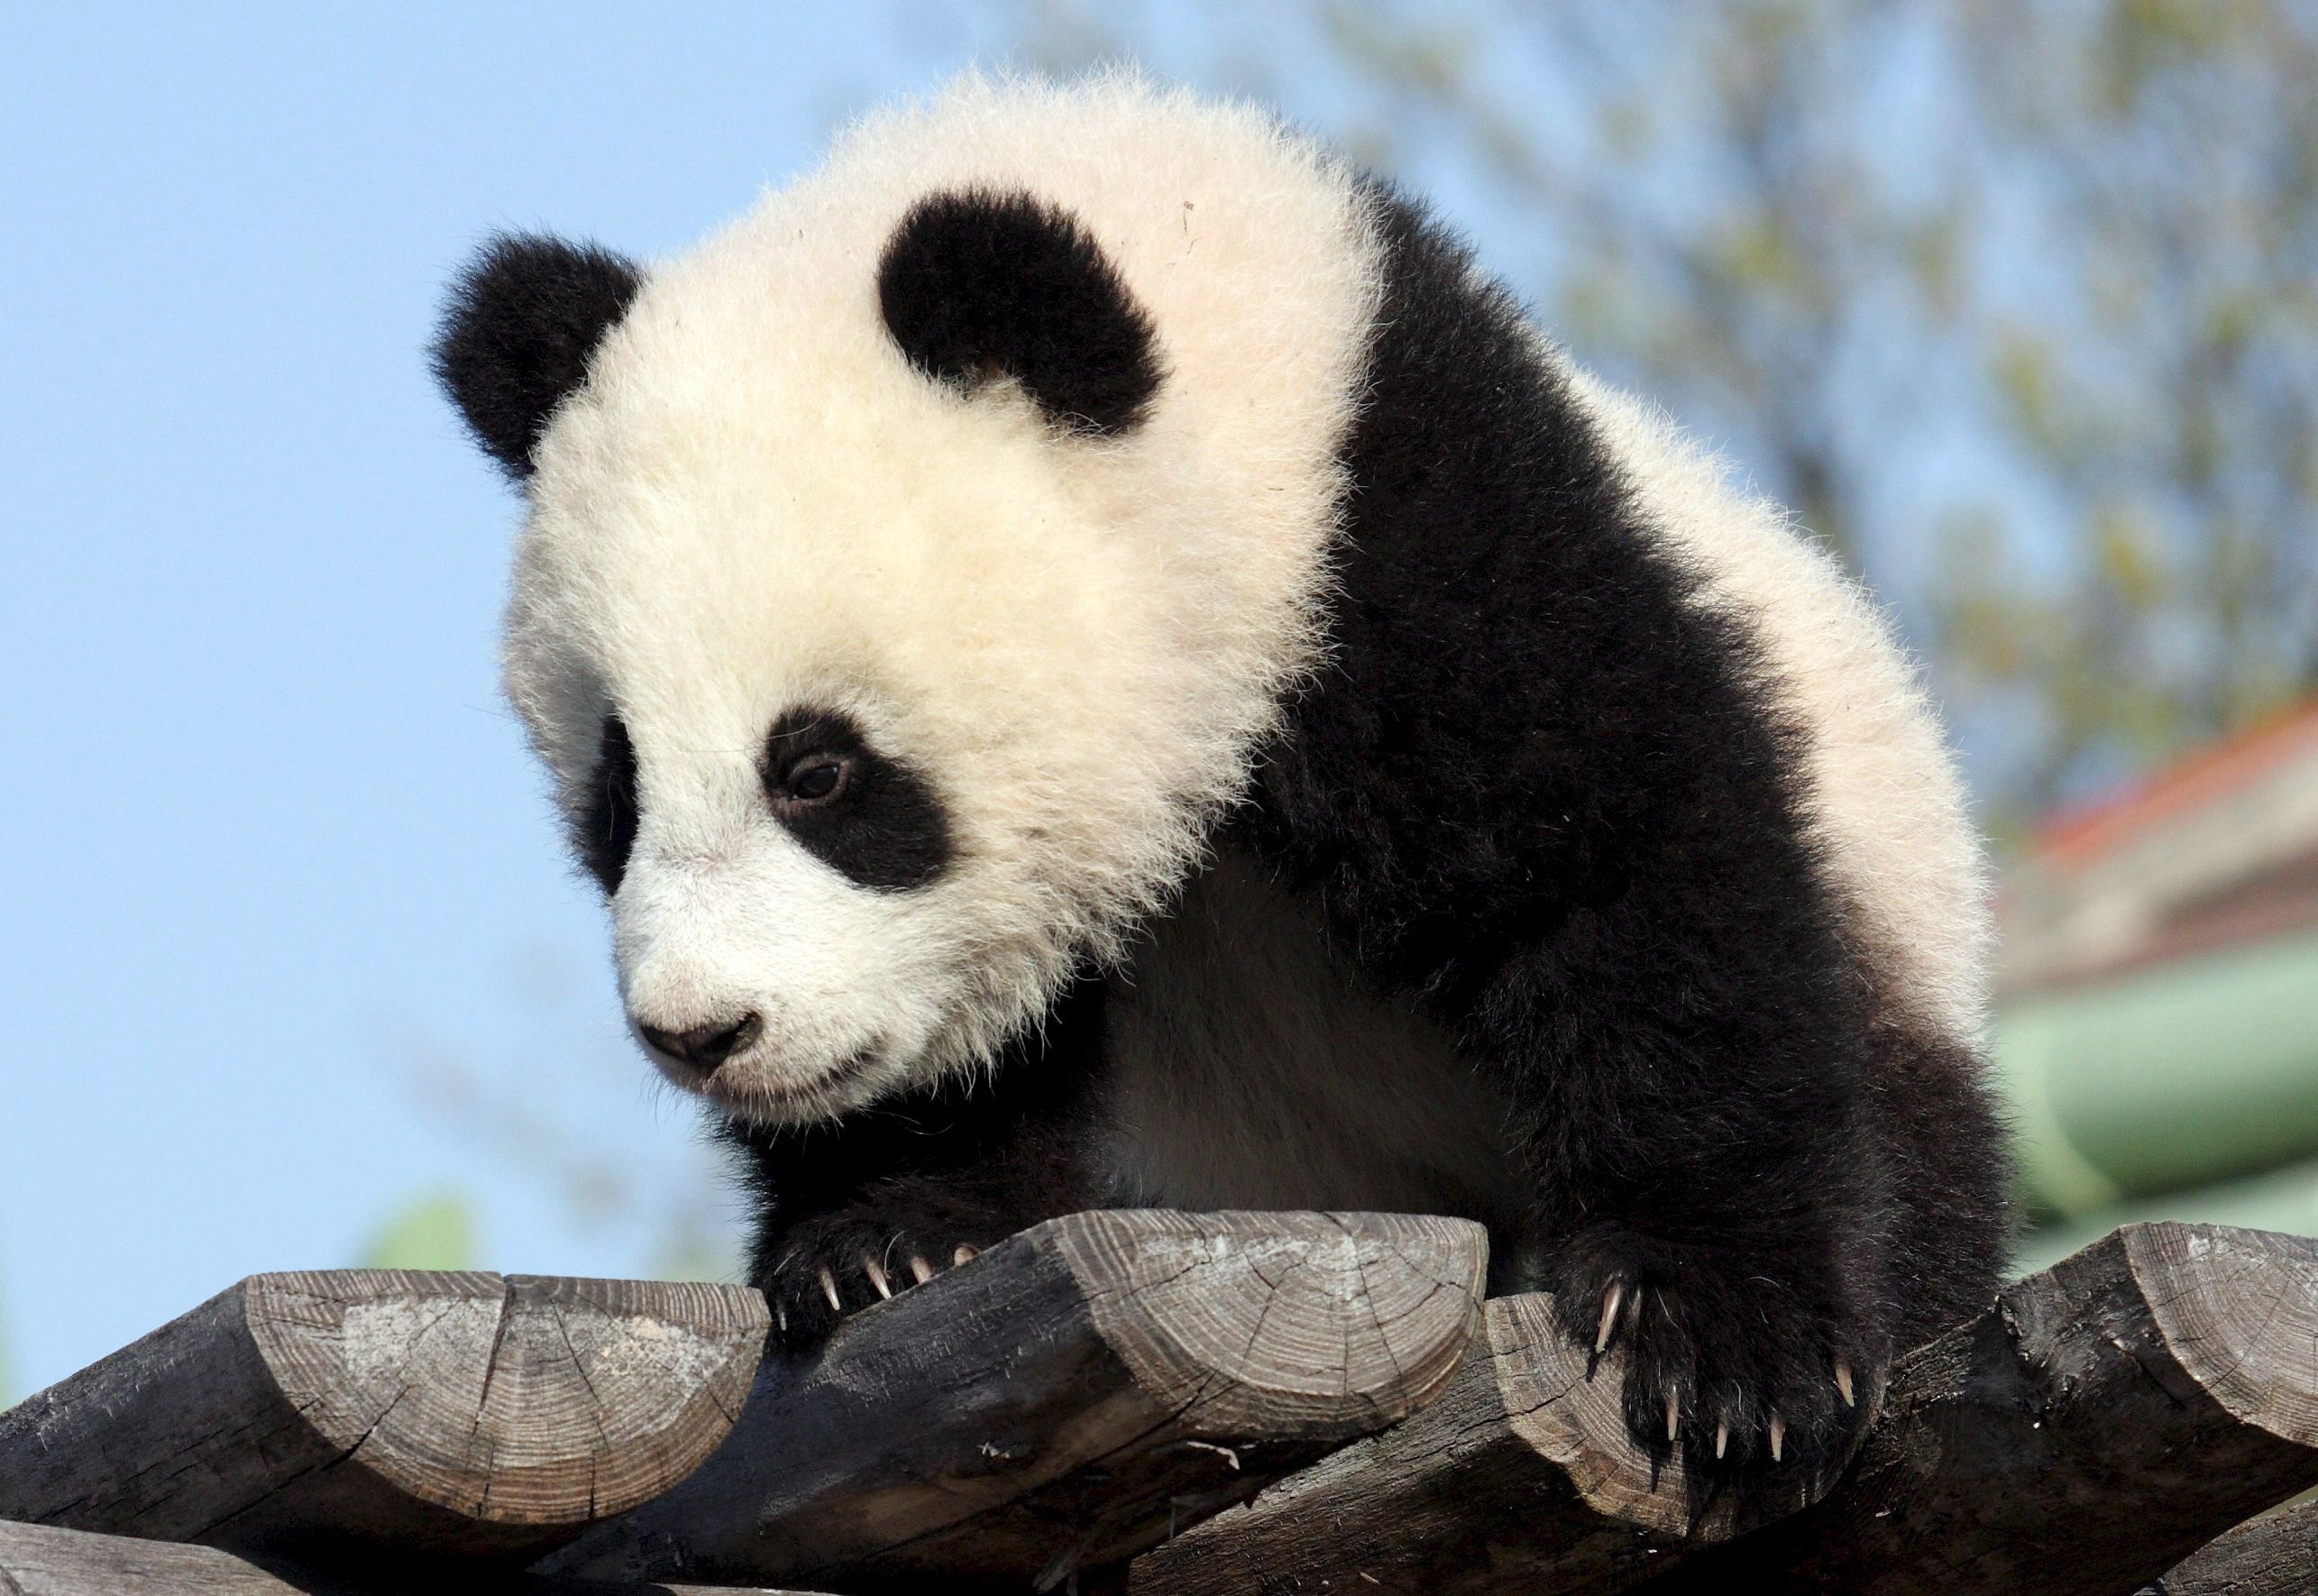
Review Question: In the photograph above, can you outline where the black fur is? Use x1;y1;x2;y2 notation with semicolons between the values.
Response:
877;189;1164;435
736;180;2009;1502
1232;185;2007;1486
760;707;951;891
726;978;1112;1344
567;706;948;899
432;233;642;479
574;713;640;895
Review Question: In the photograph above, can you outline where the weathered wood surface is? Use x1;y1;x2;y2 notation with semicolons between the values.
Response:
0;1517;831;1594
1640;1223;2318;1594
2135;1494;2318;1596
0;1271;767;1564
545;1209;1487;1594
1127;1284;1862;1595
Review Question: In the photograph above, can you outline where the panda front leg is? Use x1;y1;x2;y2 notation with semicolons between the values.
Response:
1534;1148;1887;1481
724;990;1112;1353
1476;934;1897;1484
746;1170;1034;1347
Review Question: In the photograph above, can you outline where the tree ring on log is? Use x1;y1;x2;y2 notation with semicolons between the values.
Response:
243;1271;769;1527
1053;1209;1486;1437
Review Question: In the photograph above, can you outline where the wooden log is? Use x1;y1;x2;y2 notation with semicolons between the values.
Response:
0;1517;829;1595
2136;1495;2318;1596
1641;1223;2318;1594
0;1271;767;1564
544;1210;1487;1594
1125;1285;1853;1596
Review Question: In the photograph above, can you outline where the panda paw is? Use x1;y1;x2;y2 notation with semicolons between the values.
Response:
756;1196;1003;1354
1547;1226;1881;1489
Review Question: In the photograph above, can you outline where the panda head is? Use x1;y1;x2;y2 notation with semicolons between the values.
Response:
432;188;1250;1126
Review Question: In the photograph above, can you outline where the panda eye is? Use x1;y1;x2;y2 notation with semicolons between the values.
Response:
784;757;848;804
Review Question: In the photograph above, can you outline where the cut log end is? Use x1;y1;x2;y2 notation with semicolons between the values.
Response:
2125;1224;2318;1449
2139;1494;2318;1596
0;1270;767;1560
244;1270;770;1527
1055;1209;1487;1437
0;1517;840;1596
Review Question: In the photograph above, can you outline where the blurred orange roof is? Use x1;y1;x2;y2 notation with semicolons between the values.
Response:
2036;699;2318;871
2002;696;2318;991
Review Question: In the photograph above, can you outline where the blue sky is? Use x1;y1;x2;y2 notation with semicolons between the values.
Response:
0;5;2072;1398
3;0;1482;1402
0;4;1050;1397
4;0;1514;1399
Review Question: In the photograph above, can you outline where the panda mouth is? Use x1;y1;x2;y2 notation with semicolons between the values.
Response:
703;1043;884;1113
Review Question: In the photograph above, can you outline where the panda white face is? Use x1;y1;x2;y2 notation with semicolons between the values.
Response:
446;78;1380;1125
490;198;1261;1125
503;367;1195;1123
580;696;967;1124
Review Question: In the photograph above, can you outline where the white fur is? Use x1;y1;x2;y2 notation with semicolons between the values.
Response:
501;71;1990;1131
1564;370;1994;1043
501;72;1381;1118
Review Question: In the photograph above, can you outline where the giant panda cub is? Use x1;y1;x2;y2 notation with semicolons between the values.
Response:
434;73;2008;1480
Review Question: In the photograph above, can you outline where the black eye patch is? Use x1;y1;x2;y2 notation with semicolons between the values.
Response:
573;713;641;895
761;707;951;891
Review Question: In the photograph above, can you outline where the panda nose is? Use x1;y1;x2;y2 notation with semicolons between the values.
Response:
638;1012;763;1072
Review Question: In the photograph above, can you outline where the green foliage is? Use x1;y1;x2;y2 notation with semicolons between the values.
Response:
358;1191;480;1272
652;1227;743;1286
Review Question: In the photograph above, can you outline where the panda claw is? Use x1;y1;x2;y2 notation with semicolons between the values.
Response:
1835;1359;1855;1408
864;1256;893;1300
818;1265;841;1312
1715;1420;1729;1460
910;1254;935;1285
1595;1281;1626;1354
1769;1412;1785;1463
954;1243;979;1267
1665;1390;1680;1443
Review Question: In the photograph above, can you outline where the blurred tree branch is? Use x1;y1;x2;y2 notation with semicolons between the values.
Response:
973;0;2318;838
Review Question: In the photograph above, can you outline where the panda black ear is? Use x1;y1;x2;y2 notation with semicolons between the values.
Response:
878;189;1164;436
432;233;643;479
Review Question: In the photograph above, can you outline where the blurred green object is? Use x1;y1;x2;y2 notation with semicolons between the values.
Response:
2015;1152;2318;1275
1998;927;2318;1221
651;1232;740;1286
358;1192;480;1272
